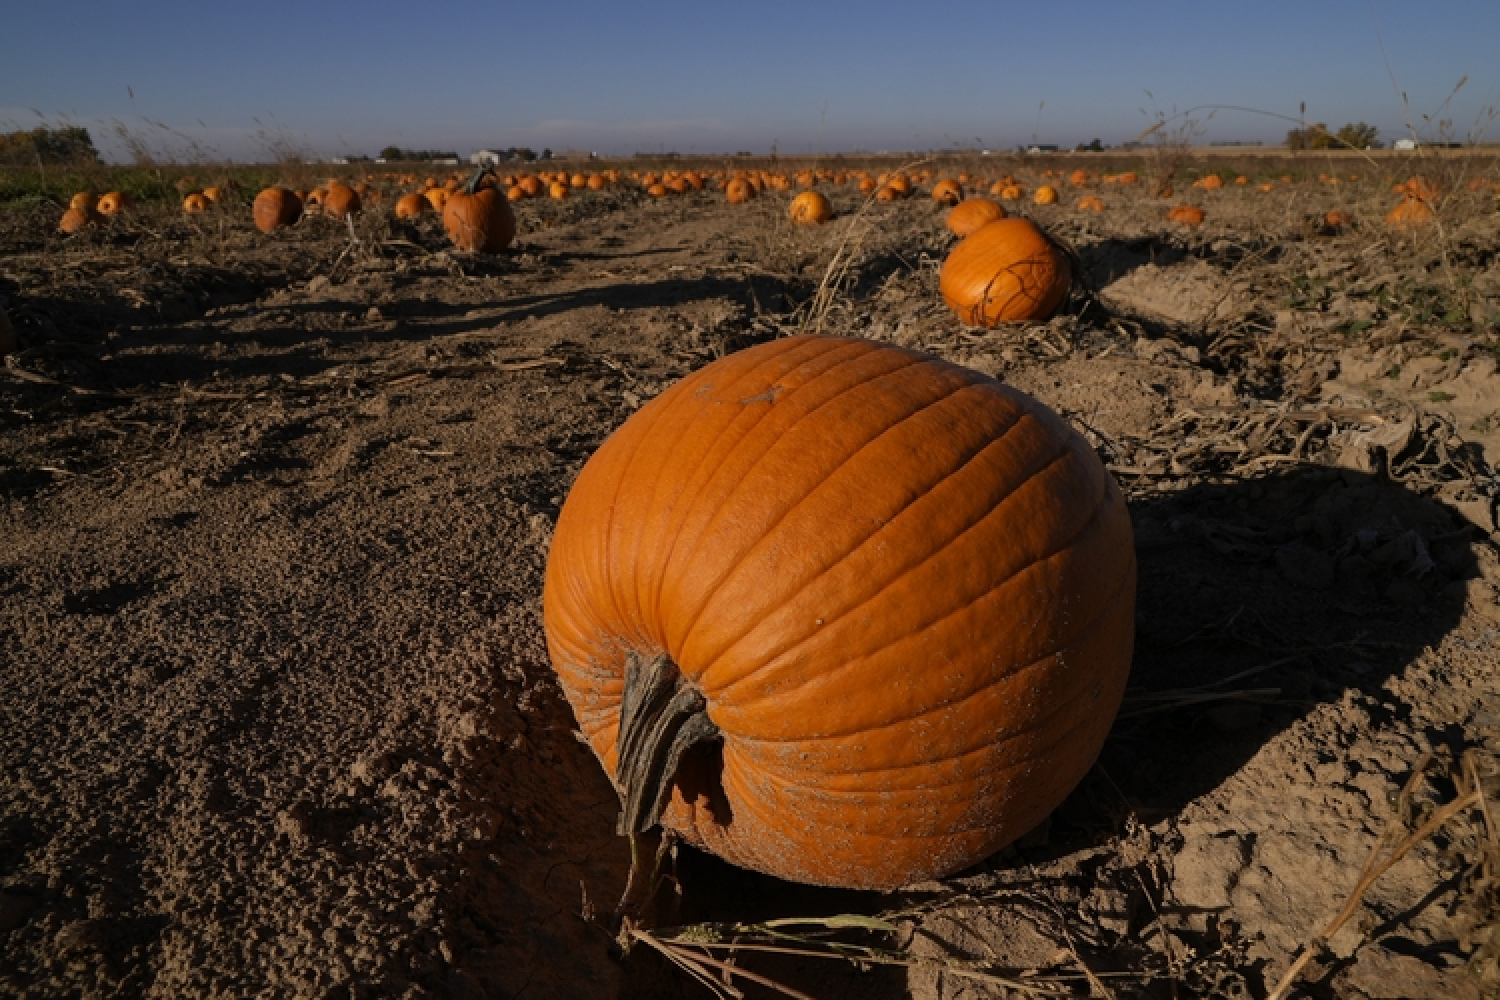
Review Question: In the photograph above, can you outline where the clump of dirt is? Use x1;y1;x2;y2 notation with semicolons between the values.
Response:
3;160;1499;999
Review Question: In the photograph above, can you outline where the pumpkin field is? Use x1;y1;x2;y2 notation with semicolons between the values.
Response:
2;154;1500;999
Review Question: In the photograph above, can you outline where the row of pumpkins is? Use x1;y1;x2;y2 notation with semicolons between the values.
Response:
55;165;1456;329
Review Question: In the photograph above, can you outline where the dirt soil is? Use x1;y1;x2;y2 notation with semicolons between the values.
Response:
2;169;1499;999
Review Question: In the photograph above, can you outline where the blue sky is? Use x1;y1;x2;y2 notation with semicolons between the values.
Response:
3;0;1497;161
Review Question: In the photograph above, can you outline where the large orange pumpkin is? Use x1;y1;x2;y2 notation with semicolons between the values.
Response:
543;335;1136;890
789;190;833;225
940;218;1071;326
945;197;1007;237
252;187;303;233
443;168;516;253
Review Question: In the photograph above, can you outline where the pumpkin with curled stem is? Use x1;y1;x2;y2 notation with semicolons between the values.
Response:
543;335;1135;890
939;218;1071;327
442;167;516;253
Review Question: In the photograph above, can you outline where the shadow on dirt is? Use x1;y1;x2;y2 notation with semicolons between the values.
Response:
615;465;1478;998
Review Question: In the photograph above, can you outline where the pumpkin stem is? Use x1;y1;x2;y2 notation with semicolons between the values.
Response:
615;651;720;836
463;164;490;196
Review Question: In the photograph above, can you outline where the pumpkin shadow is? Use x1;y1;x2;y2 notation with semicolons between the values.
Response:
1048;464;1476;849
624;465;1485;998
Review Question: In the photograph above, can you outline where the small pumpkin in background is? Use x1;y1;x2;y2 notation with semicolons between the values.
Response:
1033;185;1059;205
394;192;427;218
1068;168;1089;186
1325;210;1350;228
874;185;901;202
1077;195;1105;213
506;185;526;202
202;186;225;204
1168;203;1205;228
323;182;361;218
443;167;516;254
59;204;100;233
1385;198;1433;229
587;174;608;191
930;179;963;206
544;335;1135;890
945;197;1006;237
789;190;833;225
725;178;755;204
857;176;877;195
183;193;209;214
940;218;1071;327
1194;174;1224;190
996;183;1024;201
96;191;131;216
549;181;569;200
69;192;97;212
1257;182;1275;193
646;183;669;198
252;187;303;233
1234;175;1249;186
1117;171;1139;185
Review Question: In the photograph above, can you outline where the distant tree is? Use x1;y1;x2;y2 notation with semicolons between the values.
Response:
508;147;536;162
1335;122;1379;150
0;126;101;166
1285;123;1334;151
540;148;553;160
379;145;403;161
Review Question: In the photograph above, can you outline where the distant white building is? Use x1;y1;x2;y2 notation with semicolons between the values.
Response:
470;149;508;166
1393;138;1418;151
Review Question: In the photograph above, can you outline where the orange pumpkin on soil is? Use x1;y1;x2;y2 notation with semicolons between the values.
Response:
1195;174;1224;190
725;178;756;204
1324;210;1350;228
1168;204;1206;227
394;192;427;218
423;188;449;211
945;197;1007;237
646;183;669;198
549;181;570;201
940;218;1071;327
930;179;964;206
69;192;97;212
544;334;1136;890
1117;172;1139;185
443;168;516;253
789;190;833;225
323;182;361;218
1033;185;1059;205
252;187;303;233
59;205;99;232
96;191;130;216
182;193;209;214
1385;198;1433;229
1077;195;1105;213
